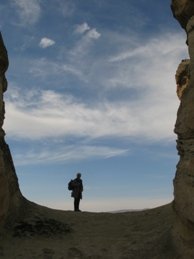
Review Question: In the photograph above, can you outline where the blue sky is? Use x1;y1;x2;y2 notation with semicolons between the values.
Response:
1;0;188;211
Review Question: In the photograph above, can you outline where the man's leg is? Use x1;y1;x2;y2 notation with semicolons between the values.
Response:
74;198;77;211
77;198;80;211
74;197;81;211
74;198;79;211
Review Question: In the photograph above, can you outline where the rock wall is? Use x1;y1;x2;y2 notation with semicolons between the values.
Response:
0;32;22;229
171;1;194;257
175;59;190;100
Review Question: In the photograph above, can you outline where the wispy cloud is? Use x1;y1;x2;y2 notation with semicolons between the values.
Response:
12;144;128;166
28;58;84;80
39;37;55;48
109;32;185;63
4;31;187;148
13;0;41;25
75;22;90;34
4;86;177;142
70;22;101;59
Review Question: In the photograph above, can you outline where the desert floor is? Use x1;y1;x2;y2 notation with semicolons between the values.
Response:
0;202;176;259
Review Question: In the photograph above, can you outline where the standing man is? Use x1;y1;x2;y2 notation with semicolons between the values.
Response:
71;173;83;212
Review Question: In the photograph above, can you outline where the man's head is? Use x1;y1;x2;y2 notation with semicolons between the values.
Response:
76;172;81;179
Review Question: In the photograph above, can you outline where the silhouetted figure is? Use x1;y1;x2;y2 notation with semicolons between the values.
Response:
71;173;83;212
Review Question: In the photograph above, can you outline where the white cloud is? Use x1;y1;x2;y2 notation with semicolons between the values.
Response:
86;28;101;39
75;22;90;34
75;23;101;39
4;31;187;148
13;0;41;25
39;37;55;48
4;86;177;142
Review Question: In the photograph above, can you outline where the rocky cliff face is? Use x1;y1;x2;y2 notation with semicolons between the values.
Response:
0;33;22;229
171;0;194;29
171;0;194;257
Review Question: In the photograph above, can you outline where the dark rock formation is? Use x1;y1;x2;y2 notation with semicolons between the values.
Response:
171;0;194;29
0;32;23;230
171;1;194;257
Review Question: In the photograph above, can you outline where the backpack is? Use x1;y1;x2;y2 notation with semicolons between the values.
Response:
68;180;74;190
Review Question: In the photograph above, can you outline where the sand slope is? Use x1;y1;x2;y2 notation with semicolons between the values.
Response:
0;201;176;259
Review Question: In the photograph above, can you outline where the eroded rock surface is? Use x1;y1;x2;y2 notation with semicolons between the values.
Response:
175;59;190;100
0;33;22;229
172;1;194;258
171;0;194;29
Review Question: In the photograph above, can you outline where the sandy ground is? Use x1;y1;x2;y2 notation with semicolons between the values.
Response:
0;202;177;259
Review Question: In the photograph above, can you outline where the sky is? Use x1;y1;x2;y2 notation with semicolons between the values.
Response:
0;0;189;212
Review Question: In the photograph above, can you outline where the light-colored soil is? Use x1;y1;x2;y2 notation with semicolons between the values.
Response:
0;201;177;259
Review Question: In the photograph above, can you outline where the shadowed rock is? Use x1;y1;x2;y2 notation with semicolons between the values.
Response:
0;32;23;229
171;0;194;29
171;1;194;258
13;217;72;237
